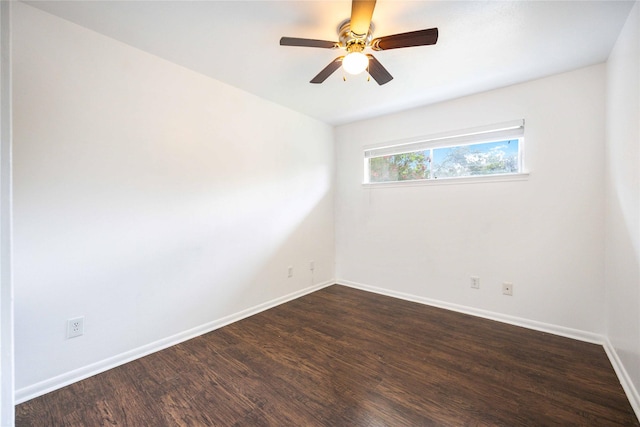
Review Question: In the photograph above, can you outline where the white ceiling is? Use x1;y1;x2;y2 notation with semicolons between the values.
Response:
24;0;635;125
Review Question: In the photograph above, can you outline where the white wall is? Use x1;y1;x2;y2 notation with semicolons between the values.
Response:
12;2;334;400
605;0;640;413
0;1;13;425
335;64;606;335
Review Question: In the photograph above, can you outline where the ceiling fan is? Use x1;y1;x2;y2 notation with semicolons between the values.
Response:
280;0;438;85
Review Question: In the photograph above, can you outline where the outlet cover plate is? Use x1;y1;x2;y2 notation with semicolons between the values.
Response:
470;276;480;289
67;316;84;338
502;282;514;296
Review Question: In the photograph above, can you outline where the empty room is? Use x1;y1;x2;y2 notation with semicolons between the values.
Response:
1;0;640;425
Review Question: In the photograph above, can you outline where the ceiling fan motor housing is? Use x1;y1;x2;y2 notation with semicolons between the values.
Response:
338;19;374;50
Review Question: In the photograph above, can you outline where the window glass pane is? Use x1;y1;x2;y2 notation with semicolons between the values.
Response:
369;150;431;182
432;139;519;179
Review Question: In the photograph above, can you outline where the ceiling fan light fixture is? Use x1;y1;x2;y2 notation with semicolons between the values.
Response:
280;0;438;85
343;51;369;75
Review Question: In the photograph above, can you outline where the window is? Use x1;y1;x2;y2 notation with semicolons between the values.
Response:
364;120;525;184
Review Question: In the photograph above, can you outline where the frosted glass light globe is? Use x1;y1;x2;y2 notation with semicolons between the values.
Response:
342;52;368;75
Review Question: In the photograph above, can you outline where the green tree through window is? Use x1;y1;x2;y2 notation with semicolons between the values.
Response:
369;150;431;182
432;140;518;178
367;139;520;183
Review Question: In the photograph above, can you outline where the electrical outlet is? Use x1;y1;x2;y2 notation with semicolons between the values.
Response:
309;261;315;271
470;276;480;289
502;282;514;296
287;266;293;278
67;316;84;339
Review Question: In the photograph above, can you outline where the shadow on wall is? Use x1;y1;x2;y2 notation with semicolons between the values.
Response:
14;162;333;393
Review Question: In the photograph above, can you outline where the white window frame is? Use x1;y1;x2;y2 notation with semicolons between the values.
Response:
363;119;528;186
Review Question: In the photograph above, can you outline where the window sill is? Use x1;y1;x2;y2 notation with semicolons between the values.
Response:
362;172;530;188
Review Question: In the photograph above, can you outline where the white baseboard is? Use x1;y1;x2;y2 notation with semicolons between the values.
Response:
338;279;640;421
15;280;334;404
603;338;640;421
338;279;603;343
16;279;640;423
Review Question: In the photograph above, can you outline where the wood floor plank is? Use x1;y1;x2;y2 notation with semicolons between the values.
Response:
16;285;639;426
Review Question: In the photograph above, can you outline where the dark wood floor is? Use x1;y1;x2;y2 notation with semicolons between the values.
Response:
16;285;639;426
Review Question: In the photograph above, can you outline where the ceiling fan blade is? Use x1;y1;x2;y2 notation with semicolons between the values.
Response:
280;37;339;49
371;28;439;51
310;57;344;84
350;0;376;36
366;54;393;85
